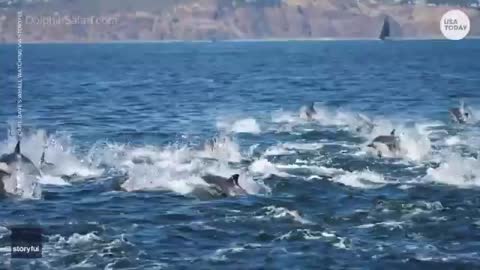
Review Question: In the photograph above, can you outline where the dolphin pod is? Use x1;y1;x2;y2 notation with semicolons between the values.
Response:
1;100;474;198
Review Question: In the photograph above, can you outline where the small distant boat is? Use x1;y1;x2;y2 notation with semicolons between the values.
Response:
379;16;390;41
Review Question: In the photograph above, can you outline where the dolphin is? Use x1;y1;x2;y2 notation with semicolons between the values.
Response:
0;141;42;195
0;141;41;176
449;100;472;124
368;129;400;155
201;173;247;197
304;102;317;120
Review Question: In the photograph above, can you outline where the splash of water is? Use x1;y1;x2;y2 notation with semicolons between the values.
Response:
332;169;387;189
199;135;243;162
1;127;102;181
249;158;290;178
98;142;267;196
426;153;480;187
217;118;261;134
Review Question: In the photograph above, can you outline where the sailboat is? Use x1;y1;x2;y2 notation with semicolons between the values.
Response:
379;16;390;41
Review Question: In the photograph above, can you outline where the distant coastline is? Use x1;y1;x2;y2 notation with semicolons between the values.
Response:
1;35;480;45
0;1;478;44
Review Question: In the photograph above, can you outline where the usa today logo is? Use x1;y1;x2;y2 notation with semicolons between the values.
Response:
440;10;470;40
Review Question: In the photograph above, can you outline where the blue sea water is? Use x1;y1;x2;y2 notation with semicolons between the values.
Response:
0;40;480;269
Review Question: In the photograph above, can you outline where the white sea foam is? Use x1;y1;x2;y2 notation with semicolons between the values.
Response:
199;135;243;162
276;229;323;241
276;164;344;177
211;243;263;262
398;125;432;161
276;229;349;249
425;153;480;187
37;175;71;186
263;146;295;156
273;105;373;133
256;206;313;224
217;118;261;134
1;170;41;199
357;221;405;229
273;106;432;163
263;141;324;157
332;169;387;188
271;109;300;124
249;158;290;178
282;142;324;151
465;105;480;123
303;105;364;127
40;133;104;179
445;136;462;146
263;140;324;157
400;201;444;220
49;232;102;248
98;142;266;195
0;127;103;184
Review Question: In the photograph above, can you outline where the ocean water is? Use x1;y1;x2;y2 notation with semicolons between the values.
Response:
0;40;480;269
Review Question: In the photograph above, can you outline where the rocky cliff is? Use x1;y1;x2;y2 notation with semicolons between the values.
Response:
0;0;479;42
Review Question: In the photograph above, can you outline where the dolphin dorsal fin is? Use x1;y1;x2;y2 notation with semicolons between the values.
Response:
14;141;20;154
40;151;46;166
40;143;49;166
390;129;396;136
229;174;240;186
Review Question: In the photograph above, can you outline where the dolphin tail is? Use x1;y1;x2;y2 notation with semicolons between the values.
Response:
14;141;20;154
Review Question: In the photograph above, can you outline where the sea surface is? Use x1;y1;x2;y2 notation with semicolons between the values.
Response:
0;40;480;269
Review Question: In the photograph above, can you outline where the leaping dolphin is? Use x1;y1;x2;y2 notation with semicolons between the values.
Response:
303;102;317;120
0;141;42;196
449;100;471;124
201;173;247;197
367;129;400;156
